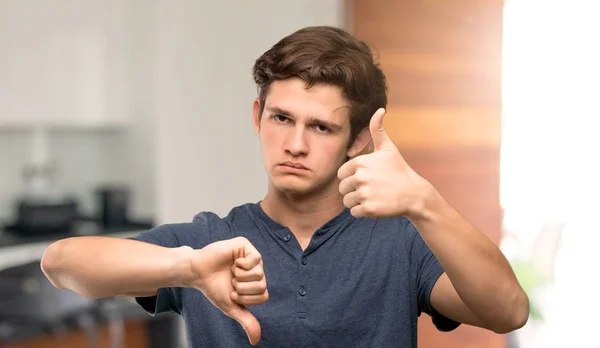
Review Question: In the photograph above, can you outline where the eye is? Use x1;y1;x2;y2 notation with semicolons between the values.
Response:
313;124;330;133
272;114;289;123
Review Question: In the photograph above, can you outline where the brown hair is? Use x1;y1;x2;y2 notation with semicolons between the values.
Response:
252;26;387;146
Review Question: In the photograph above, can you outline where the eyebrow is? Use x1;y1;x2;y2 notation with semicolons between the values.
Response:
265;106;343;131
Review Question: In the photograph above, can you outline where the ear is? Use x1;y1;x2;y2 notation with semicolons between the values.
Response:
347;127;373;158
252;98;261;135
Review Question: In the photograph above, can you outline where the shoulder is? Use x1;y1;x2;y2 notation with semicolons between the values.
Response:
191;202;256;227
129;221;217;249
132;203;256;249
185;202;259;245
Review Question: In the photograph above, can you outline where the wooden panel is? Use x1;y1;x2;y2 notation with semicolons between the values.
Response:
400;147;501;237
378;51;501;77
351;0;505;347
353;0;503;55
385;107;501;147
5;320;148;348
385;71;500;106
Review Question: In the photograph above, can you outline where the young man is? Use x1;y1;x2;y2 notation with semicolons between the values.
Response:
41;26;529;347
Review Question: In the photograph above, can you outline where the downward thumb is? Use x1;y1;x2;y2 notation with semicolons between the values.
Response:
369;108;392;150
229;305;261;346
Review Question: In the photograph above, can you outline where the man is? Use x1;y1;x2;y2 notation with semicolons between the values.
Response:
41;26;529;347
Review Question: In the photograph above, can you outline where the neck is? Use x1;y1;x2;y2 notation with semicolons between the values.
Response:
260;182;346;235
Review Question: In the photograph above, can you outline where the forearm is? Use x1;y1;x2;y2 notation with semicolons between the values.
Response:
41;236;193;298
407;188;529;330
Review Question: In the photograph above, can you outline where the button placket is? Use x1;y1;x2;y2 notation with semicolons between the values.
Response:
297;252;309;317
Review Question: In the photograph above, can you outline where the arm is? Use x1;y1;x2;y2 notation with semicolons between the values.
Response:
41;234;269;345
338;108;529;334
41;236;191;298
407;188;529;334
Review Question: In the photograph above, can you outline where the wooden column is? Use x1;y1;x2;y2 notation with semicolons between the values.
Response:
350;1;505;347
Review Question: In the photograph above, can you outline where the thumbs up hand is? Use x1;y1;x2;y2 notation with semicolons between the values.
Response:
337;108;433;219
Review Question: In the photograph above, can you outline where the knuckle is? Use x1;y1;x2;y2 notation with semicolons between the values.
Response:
353;169;366;183
337;166;346;179
231;278;244;291
253;272;264;281
234;281;248;292
354;156;367;168
236;268;247;279
357;187;369;199
360;202;372;214
363;202;376;215
342;195;352;208
233;236;249;244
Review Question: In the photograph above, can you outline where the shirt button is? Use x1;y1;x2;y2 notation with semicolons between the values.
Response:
283;234;291;242
298;287;306;296
301;257;307;265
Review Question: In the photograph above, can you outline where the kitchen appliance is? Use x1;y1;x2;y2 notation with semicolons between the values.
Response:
5;127;81;237
96;186;130;229
12;197;80;236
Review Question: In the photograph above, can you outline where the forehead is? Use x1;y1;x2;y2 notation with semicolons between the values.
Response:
264;78;350;123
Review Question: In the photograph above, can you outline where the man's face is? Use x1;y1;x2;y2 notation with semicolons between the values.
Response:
253;78;364;196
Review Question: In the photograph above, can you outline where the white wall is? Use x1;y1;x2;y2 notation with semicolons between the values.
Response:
0;130;127;221
153;0;347;223
0;0;155;223
0;0;346;227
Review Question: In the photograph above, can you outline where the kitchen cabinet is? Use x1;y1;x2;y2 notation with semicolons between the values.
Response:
0;0;130;129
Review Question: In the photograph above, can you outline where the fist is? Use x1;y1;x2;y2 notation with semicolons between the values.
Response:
189;237;268;346
338;108;432;219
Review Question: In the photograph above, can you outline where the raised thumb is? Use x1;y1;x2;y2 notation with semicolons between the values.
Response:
369;108;393;150
228;305;261;346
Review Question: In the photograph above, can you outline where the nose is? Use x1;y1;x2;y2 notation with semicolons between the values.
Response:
284;127;309;157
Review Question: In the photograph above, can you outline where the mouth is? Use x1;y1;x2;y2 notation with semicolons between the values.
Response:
279;161;309;170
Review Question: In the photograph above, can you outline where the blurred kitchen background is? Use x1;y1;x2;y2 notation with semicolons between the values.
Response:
0;0;597;347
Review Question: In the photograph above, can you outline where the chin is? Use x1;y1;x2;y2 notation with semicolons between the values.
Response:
273;179;313;195
271;174;334;197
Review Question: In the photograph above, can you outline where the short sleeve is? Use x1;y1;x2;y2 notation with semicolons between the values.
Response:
126;213;232;317
127;224;183;316
407;221;461;332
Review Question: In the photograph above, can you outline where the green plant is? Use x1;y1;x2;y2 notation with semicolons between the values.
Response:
511;260;549;322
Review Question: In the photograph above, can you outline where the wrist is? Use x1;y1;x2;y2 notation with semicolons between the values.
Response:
169;245;197;288
406;180;440;223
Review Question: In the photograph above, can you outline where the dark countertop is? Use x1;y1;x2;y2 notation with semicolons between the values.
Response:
0;220;153;248
0;221;153;272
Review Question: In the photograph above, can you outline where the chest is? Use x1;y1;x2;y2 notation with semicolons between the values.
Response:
180;219;420;347
245;228;416;346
